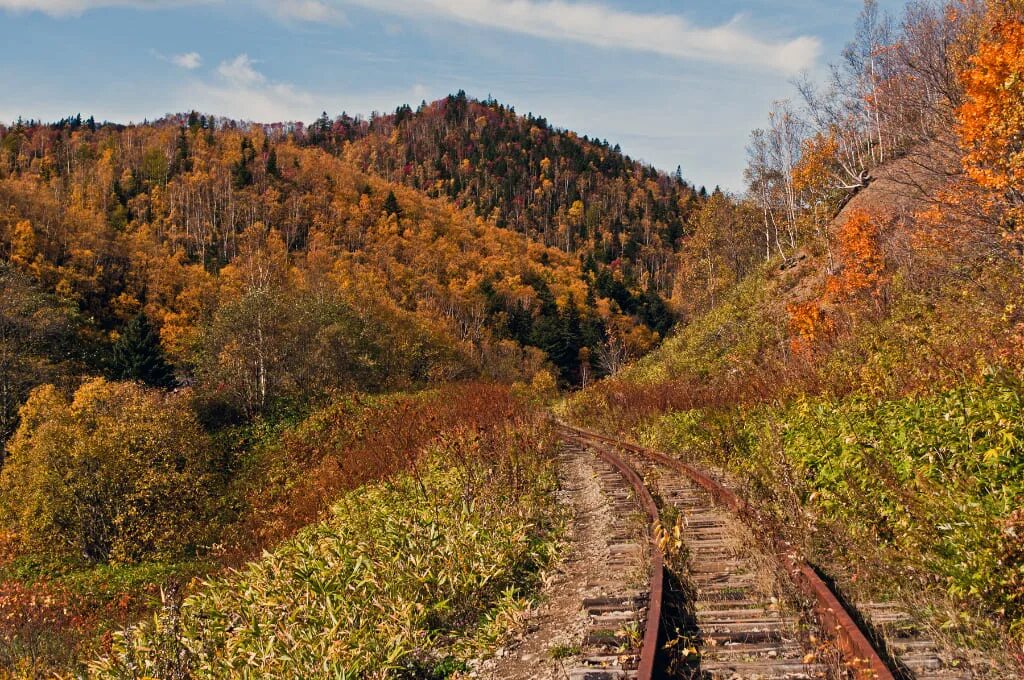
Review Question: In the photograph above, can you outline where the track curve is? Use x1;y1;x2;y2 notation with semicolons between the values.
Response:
586;433;665;680
556;422;896;680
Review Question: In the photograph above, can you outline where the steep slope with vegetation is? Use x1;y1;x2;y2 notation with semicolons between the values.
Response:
0;116;673;398
5;0;1024;676
564;0;1024;665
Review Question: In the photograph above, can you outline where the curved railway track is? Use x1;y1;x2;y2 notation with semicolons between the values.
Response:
554;422;898;680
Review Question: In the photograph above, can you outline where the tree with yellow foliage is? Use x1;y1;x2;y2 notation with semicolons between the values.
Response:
0;378;217;564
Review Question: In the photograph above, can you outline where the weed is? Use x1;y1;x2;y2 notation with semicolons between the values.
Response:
548;643;581;660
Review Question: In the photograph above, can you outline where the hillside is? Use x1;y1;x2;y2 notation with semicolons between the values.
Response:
0;110;670;676
563;145;1024;669
310;92;696;305
0;114;673;424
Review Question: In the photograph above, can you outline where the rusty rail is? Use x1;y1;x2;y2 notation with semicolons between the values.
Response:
558;422;895;680
567;429;664;680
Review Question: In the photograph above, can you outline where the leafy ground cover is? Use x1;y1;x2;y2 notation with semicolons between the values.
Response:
559;258;1024;659
90;415;561;678
635;375;1024;641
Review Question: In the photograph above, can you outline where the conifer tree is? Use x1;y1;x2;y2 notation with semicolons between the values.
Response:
266;147;279;178
558;294;584;381
232;138;254;189
383;190;402;218
111;313;175;388
169;126;191;177
529;279;563;374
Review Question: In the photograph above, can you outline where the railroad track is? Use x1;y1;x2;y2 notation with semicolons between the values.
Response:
554;422;901;680
552;434;662;679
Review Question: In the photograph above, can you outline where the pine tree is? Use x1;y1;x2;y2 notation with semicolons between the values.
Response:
266;147;279;178
111;313;175;388
169;126;191;177
529;279;563;373
639;287;673;336
232;138;254;189
558;294;584;381
582;286;604;350
383;190;402;218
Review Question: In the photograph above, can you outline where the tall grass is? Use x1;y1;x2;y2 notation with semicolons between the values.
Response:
561;262;1024;657
635;374;1024;635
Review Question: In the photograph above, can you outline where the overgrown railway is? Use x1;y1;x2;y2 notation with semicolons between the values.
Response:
552;422;965;680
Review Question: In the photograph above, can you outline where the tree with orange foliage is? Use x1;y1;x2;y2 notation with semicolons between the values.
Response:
958;8;1024;239
788;208;888;355
827;208;888;303
787;300;837;357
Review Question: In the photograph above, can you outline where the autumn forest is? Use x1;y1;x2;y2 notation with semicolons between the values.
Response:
2;0;1024;677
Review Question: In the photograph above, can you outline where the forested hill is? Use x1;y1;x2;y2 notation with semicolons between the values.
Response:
302;92;699;297
0;106;684;446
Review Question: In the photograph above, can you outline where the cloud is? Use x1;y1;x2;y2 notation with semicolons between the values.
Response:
335;0;821;73
179;53;428;122
1;0;344;23
185;54;312;121
170;51;201;69
0;0;818;75
268;0;344;23
217;53;264;86
0;0;200;16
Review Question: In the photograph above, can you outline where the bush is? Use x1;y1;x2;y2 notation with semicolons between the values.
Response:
0;378;219;565
0;264;84;448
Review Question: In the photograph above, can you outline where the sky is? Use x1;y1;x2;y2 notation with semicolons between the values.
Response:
0;0;903;190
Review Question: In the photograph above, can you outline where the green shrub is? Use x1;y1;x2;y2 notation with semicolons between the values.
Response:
0;378;219;565
639;372;1024;635
625;268;781;386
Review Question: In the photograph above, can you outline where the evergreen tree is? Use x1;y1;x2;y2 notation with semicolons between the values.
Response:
169;126;191;177
529;279;563;372
558;294;584;381
383;190;402;218
506;304;534;346
266;147;279;178
111;313;175;388
638;287;673;337
231;138;255;189
582;286;604;350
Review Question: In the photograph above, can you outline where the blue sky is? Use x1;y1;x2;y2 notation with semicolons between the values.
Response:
0;0;902;189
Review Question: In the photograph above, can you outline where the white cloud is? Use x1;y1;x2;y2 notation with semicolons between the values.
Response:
178;53;427;122
217;54;264;86
188;54;313;121
0;0;817;75
3;0;814;76
335;0;821;73
269;0;344;23
170;51;201;69
0;0;344;23
0;0;200;16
